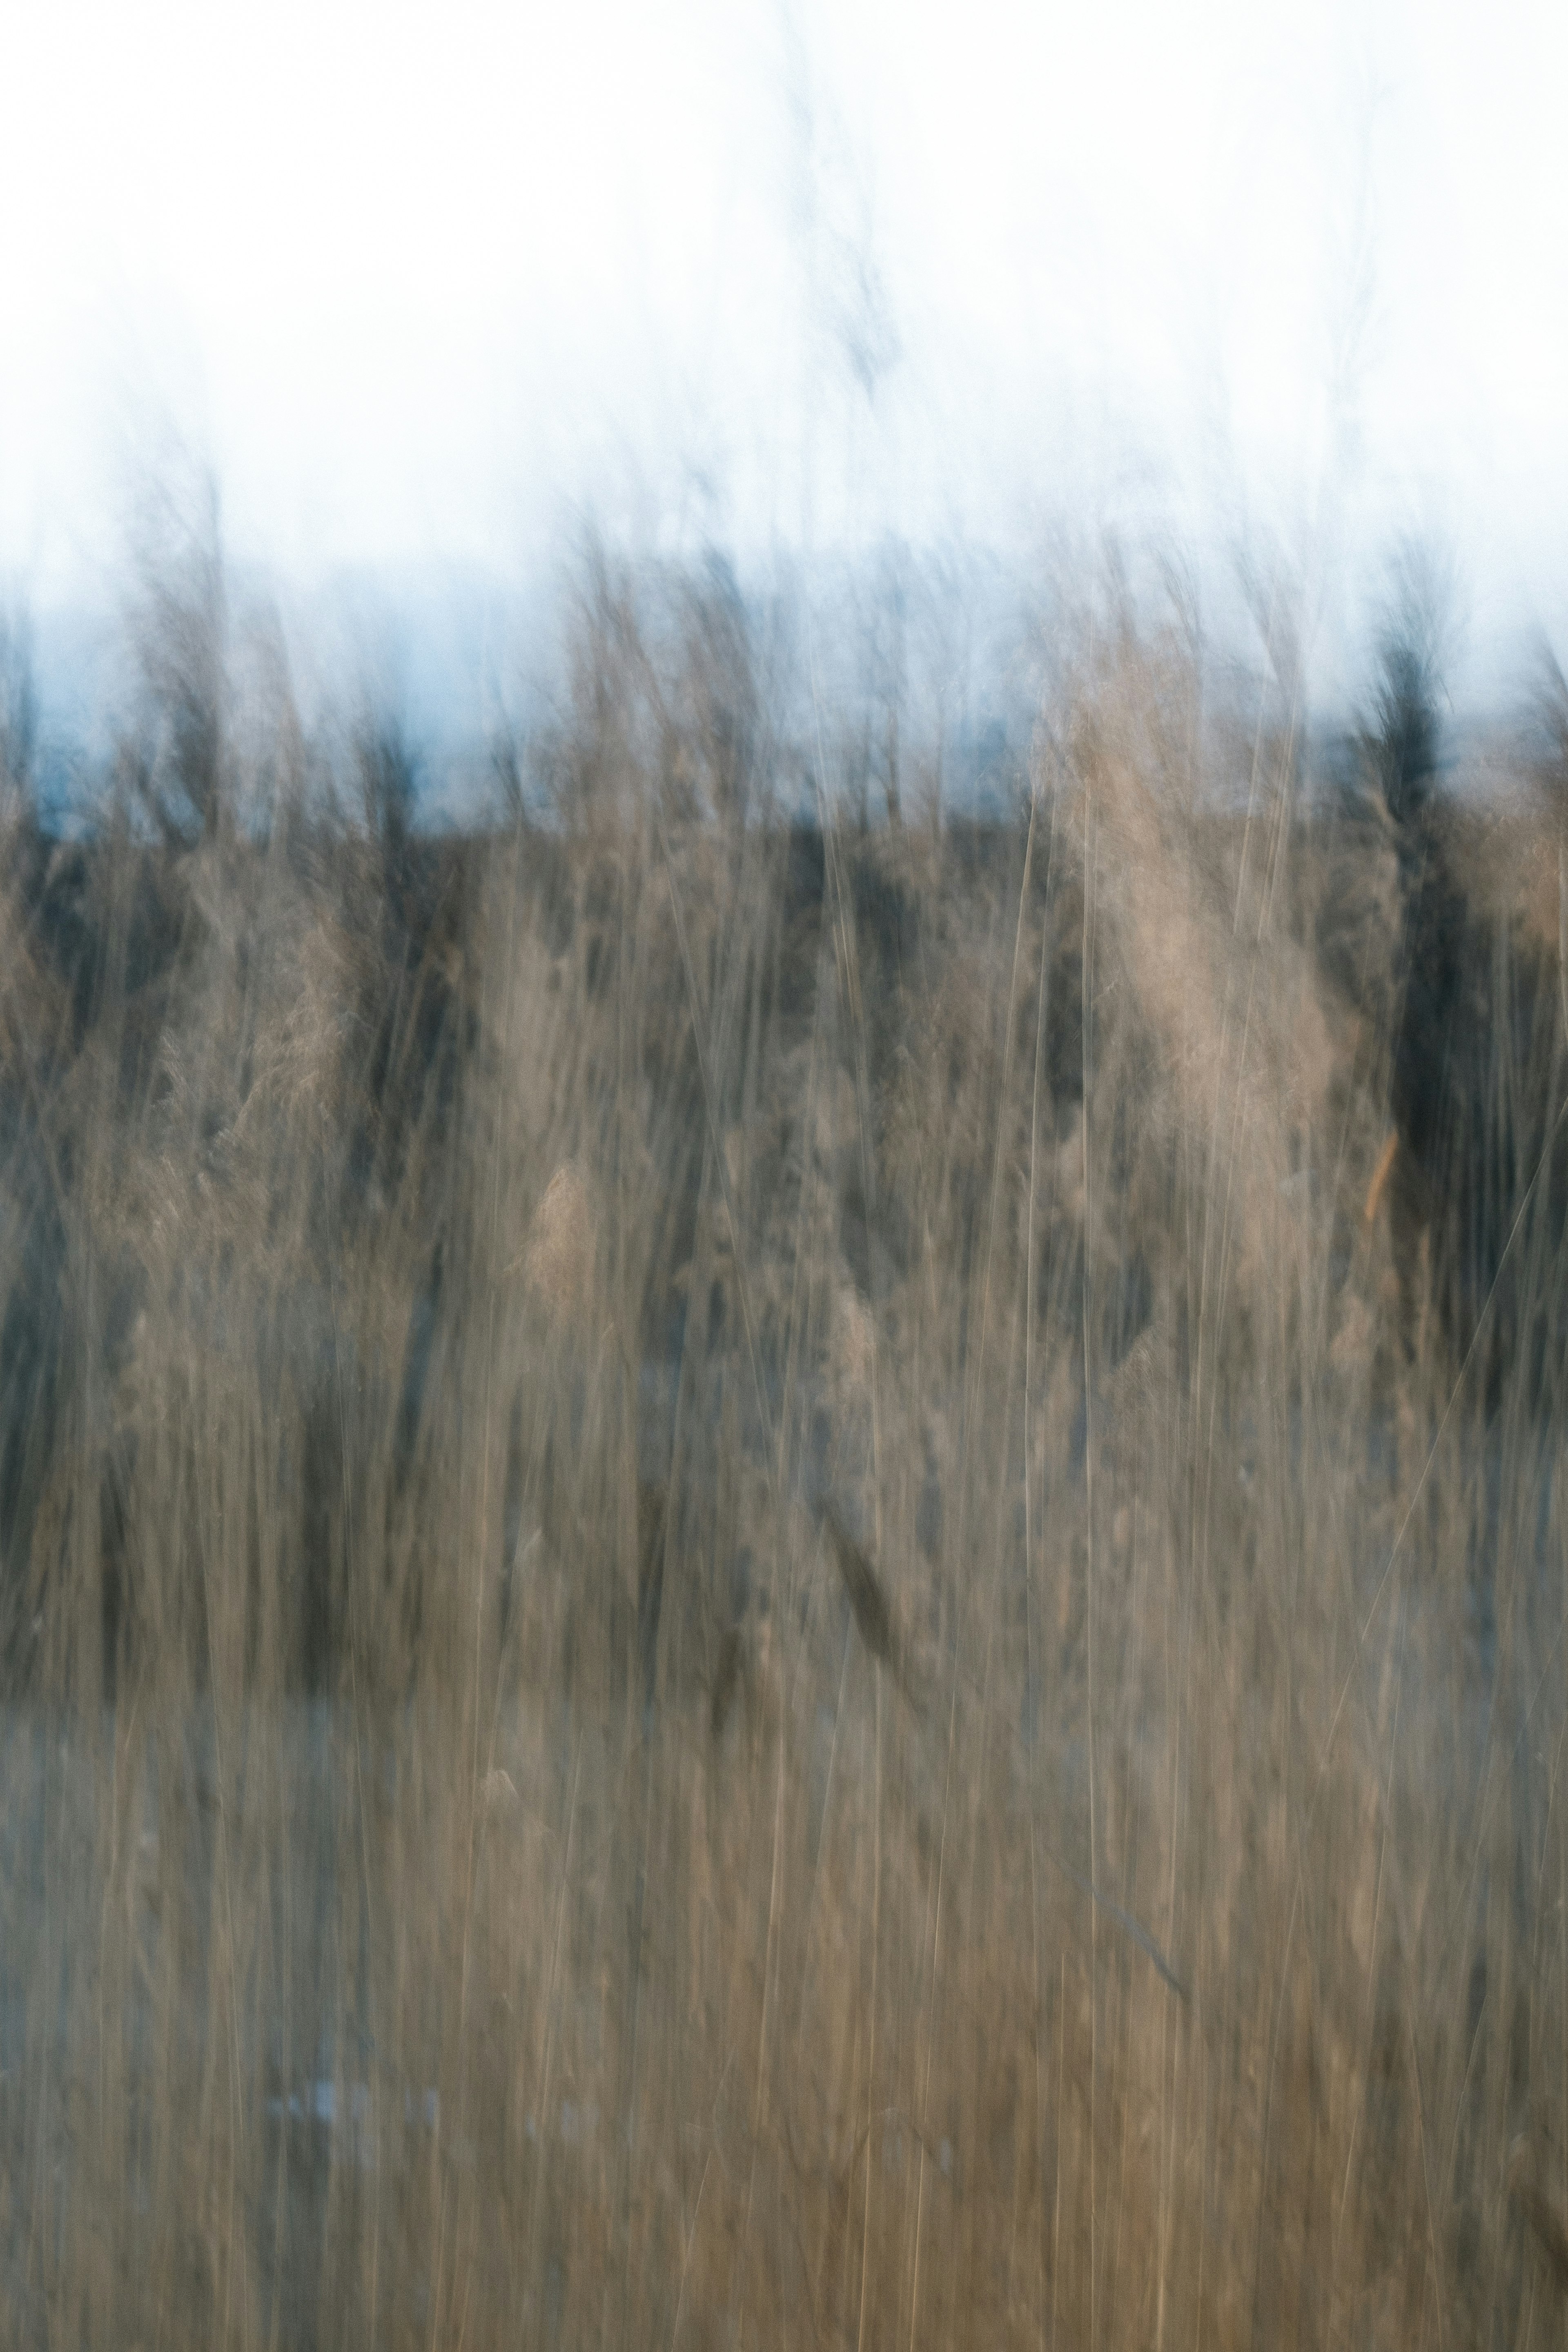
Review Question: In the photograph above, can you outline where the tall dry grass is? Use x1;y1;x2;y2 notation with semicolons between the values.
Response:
2;540;1568;2348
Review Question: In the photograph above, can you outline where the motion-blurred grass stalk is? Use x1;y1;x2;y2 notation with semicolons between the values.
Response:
2;535;1568;2348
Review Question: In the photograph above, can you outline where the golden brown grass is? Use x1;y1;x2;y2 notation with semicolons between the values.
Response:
1;554;1566;2348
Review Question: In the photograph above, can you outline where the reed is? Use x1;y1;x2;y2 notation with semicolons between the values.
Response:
0;537;1565;2347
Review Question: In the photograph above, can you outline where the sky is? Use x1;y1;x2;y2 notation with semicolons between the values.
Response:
1;0;1566;717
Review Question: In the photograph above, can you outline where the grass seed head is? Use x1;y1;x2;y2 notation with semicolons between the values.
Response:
521;1160;595;1327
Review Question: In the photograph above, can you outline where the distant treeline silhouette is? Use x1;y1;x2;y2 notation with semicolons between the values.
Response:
1365;611;1568;1410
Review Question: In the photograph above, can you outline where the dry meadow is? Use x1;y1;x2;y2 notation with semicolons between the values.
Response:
2;551;1568;2347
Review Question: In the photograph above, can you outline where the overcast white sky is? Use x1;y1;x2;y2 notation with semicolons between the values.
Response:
1;0;1565;703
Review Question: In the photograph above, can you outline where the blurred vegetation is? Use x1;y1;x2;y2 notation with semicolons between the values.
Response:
2;519;1568;2346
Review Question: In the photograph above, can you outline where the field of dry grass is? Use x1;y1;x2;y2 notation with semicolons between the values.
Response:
3;549;1568;2347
